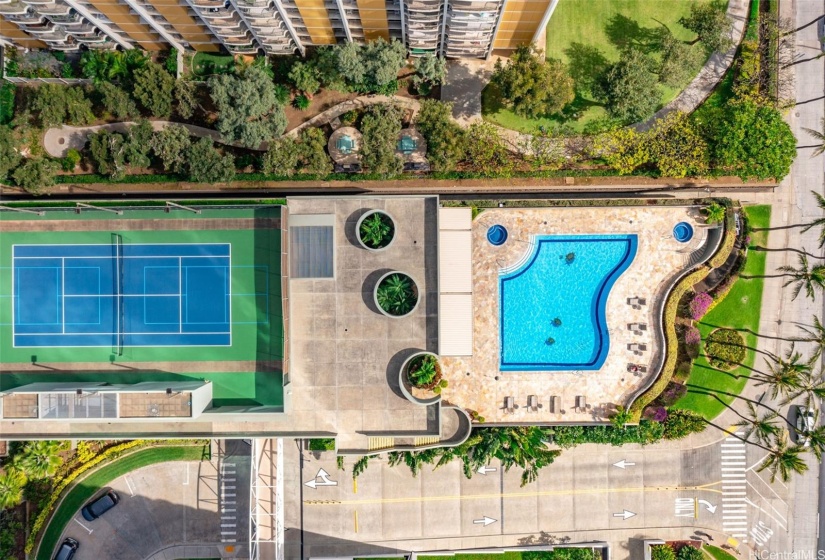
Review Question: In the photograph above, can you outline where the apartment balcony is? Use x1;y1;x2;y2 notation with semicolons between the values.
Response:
233;0;271;9
406;0;440;9
48;40;80;49
16;20;54;32
449;0;500;10
74;29;108;41
406;12;441;23
189;0;225;7
37;1;72;15
246;16;284;29
5;9;42;21
225;42;258;53
196;5;235;18
49;13;87;24
446;26;490;39
208;14;245;29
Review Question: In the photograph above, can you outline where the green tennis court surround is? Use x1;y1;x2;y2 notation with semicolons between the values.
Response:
0;205;284;408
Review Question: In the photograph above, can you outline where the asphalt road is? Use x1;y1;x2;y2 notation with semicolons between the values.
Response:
282;434;793;559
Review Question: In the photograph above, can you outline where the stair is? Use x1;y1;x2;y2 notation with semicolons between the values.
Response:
368;437;395;451
414;436;440;446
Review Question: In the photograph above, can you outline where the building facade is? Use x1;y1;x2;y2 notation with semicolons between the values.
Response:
0;0;556;57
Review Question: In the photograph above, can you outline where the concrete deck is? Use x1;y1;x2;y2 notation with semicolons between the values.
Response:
439;206;708;424
286;196;440;451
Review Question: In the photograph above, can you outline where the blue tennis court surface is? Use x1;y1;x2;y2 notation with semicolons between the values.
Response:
12;243;231;348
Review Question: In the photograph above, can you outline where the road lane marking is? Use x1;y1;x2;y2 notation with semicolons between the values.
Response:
305;484;722;506
183;464;189;486
124;475;135;496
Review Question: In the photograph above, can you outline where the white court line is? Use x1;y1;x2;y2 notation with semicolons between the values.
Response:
178;257;183;334
61;257;65;334
183;464;189;486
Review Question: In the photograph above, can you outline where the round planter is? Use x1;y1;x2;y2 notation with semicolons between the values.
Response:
373;271;420;318
399;351;442;406
356;209;396;252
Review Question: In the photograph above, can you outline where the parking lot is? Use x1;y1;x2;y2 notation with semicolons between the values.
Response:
56;448;250;560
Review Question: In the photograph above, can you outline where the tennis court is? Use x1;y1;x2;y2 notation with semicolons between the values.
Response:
13;242;232;348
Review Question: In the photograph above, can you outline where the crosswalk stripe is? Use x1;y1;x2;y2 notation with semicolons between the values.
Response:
722;467;746;471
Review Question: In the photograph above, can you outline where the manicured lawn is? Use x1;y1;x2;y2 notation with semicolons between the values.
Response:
192;52;235;77
703;545;738;560
674;205;771;419
37;444;210;560
483;0;710;133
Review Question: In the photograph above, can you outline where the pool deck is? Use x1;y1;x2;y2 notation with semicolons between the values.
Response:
439;206;708;424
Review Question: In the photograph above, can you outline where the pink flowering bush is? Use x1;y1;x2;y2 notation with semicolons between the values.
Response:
684;326;701;346
689;292;713;320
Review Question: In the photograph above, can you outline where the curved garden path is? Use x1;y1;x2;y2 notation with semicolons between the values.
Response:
43;120;259;158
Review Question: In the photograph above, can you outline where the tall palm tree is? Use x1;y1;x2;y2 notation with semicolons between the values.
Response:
803;424;825;462
802;119;825;156
0;469;27;510
800;191;825;247
756;345;809;400
779;253;825;300
703;202;727;224
757;431;810;483
783;369;825;410
13;440;63;480
735;401;781;446
798;315;825;359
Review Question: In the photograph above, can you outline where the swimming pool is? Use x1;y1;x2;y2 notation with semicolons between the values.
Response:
499;234;638;371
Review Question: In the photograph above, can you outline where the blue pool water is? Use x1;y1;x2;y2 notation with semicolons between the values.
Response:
499;234;638;371
673;221;694;243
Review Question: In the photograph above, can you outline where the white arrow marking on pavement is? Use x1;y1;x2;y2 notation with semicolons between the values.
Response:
477;465;497;475
304;468;338;489
612;510;637;520
473;516;497;526
73;518;93;534
697;499;717;514
612;460;636;469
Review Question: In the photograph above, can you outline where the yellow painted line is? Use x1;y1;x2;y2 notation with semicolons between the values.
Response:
305;484;724;506
353;478;357;494
354;510;359;533
694;497;698;519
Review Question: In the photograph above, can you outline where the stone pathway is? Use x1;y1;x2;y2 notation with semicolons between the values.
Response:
284;94;420;137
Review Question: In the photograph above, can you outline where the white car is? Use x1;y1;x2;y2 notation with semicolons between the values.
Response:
796;406;816;447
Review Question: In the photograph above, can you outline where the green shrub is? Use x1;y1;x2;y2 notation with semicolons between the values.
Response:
308;438;336;451
651;545;677;560
704;328;746;369
61;149;81;172
359;211;394;249
376;273;417;316
663;409;707;439
677;544;705;560
408;354;439;387
293;94;310;111
552;420;665;448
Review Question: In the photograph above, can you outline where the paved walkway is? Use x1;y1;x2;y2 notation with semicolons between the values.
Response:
285;94;420;137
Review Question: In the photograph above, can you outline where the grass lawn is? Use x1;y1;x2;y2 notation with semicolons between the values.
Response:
703;545;738;560
192;52;235;77
673;205;771;419
482;0;711;133
37;444;210;560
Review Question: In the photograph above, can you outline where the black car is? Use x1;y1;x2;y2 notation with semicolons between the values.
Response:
54;537;78;560
81;489;119;521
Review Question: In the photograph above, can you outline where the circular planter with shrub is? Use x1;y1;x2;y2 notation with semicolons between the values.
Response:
704;328;746;370
406;352;448;394
374;271;419;318
357;210;395;251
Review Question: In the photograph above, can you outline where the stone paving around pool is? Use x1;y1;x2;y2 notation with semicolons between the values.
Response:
439;205;709;424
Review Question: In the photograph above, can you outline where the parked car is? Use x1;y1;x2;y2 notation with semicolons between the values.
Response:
54;537;78;560
81;489;120;521
797;406;816;447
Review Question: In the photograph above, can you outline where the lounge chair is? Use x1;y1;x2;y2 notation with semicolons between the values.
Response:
629;322;648;334
550;395;561;414
628;343;647;355
575;396;587;412
527;395;539;412
627;297;647;309
503;396;515;414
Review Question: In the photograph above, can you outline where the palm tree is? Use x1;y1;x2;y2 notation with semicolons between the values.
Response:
783;369;825;410
756;345;809;400
734;401;781;446
0;469;27;510
757;431;809;483
802;119;825;156
779;253;825;300
13;440;63;480
800;191;825;248
702;202;727;224
803;424;825;462
798;314;825;359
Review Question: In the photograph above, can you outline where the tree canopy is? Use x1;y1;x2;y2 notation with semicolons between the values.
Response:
187;137;235;183
491;44;575;118
0;125;22;182
595;48;661;123
414;99;465;172
360;103;403;176
96;82;138;120
709;100;796;180
208;66;287;148
680;2;733;55
151;124;192;174
133;61;175;118
335;38;406;93
12;157;58;194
